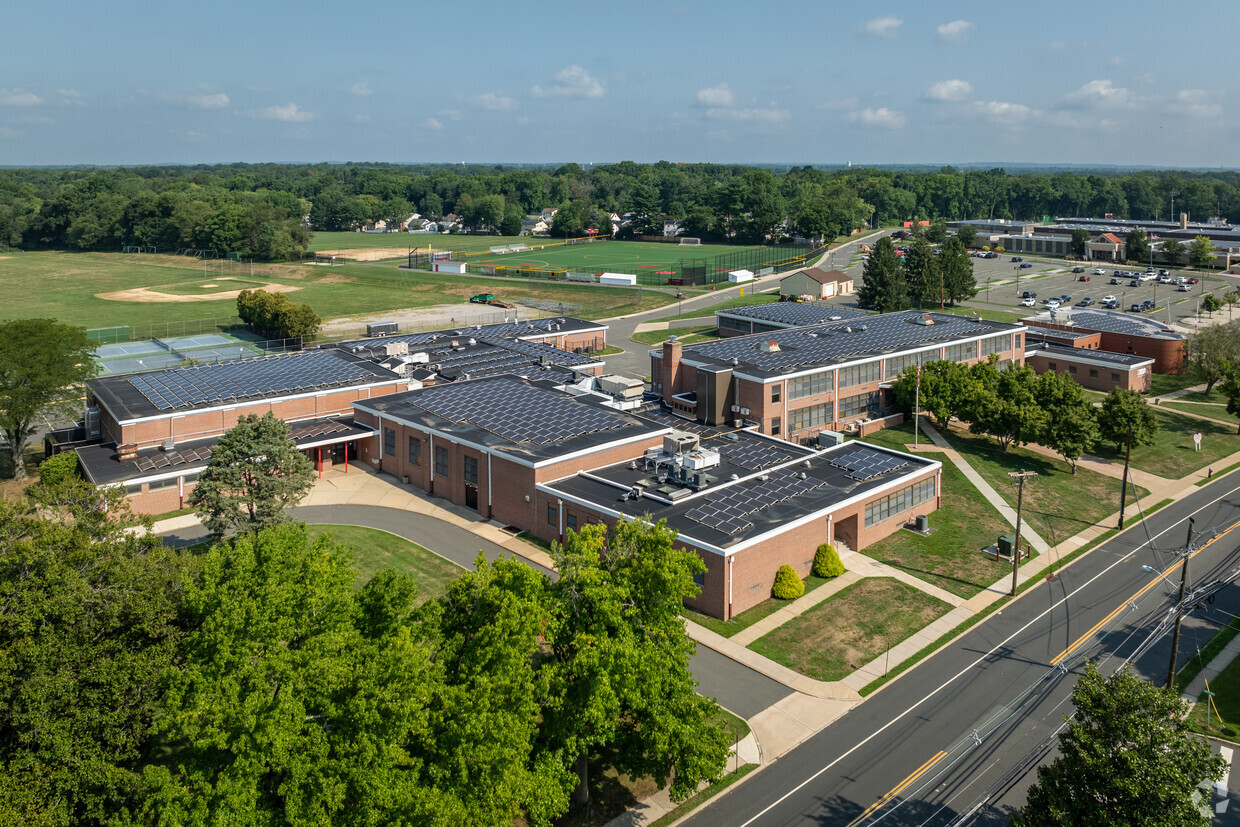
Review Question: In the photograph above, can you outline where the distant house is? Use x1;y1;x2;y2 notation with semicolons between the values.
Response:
779;268;855;300
662;219;683;237
522;218;550;235
540;207;559;222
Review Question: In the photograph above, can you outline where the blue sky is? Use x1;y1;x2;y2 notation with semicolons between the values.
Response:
2;0;1235;167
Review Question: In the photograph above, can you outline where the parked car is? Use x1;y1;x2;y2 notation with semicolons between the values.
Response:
1059;294;1072;302
1130;302;1144;312
1072;266;1086;273
1146;266;1157;273
1019;262;1033;269
1159;269;1170;277
1174;276;1188;284
1078;275;1091;282
1102;299;1120;309
1130;279;1141;287
1157;275;1174;284
1188;277;1200;284
1011;256;1023;262
985;252;999;258
1102;294;1117;303
1178;283;1191;292
1044;299;1061;309
1077;297;1095;307
1021;291;1037;299
1093;268;1106;275
1109;276;1123;285
1141;299;1156;311
1020;297;1036;307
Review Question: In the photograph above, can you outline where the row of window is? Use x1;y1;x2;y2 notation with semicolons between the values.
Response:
838;361;882;390
718;316;750;332
789;402;831;432
546;503;579;531
944;341;977;362
789;371;832;400
1047;363;1120;382
389;428;476;483
864;477;936;528
838;391;880;420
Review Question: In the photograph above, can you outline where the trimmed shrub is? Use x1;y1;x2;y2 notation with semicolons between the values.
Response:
37;451;81;487
812;543;846;578
772;565;805;600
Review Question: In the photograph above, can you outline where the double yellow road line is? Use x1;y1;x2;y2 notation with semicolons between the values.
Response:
847;750;947;827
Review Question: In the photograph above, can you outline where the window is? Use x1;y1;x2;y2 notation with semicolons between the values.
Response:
979;335;1008;357
464;456;478;485
885;353;919;378
1069;365;1077;375
1112;372;1121;382
838;361;881;389
1048;362;1057;371
408;436;422;466
1089;369;1099;379
771;417;781;436
944;341;978;362
692;572;705;587
148;477;177;490
383;428;396;456
771;384;781;403
865;478;936;527
838;391;880;419
789;402;831;432
434;445;448;477
718;315;750;333
547;503;558;526
566;512;577;531
789;371;832;400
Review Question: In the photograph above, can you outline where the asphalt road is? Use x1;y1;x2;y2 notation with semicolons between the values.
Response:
683;471;1240;827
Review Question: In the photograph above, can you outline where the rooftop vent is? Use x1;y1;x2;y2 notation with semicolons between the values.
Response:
916;314;935;326
760;340;781;353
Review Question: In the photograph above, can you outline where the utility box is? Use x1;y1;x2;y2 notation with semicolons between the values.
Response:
367;321;398;337
997;534;1017;558
915;514;929;532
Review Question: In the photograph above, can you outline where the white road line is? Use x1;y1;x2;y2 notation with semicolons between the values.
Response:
735;480;1240;827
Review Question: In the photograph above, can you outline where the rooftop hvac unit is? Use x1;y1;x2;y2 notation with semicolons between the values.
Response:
162;438;176;451
367;321;399;337
84;405;101;441
816;430;845;448
663;432;700;455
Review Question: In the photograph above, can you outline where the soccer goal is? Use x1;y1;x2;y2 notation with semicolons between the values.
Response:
679;237;702;247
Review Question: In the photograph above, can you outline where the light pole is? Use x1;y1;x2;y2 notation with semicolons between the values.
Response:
1117;422;1134;529
1170;191;1180;222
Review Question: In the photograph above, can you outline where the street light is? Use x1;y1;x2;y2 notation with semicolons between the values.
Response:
1141;564;1176;589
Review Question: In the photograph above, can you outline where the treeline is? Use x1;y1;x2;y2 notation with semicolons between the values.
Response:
0;462;728;826
2;162;1239;258
236;288;321;341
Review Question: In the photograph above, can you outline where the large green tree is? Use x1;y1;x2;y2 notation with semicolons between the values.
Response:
1015;662;1226;826
903;235;940;309
1035;369;1098;473
1097;388;1159;453
0;475;183;826
1220;369;1240;435
1161;237;1186;266
967;362;1047;452
857;236;909;313
939;236;978;305
1125;228;1150;263
1188;234;1215;268
189;412;315;537
1183;321;1240;394
892;360;976;428
1070;228;1090;259
542;520;730;809
955;223;977;248
0;318;99;480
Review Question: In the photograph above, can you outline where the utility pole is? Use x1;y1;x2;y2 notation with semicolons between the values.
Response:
1009;471;1037;596
1117;422;1134;529
1167;517;1195;689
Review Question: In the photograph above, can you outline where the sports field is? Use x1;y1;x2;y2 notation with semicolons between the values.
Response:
0;251;677;336
308;232;525;253
469;240;754;273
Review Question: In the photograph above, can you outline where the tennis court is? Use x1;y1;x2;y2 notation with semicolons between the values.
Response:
96;332;265;375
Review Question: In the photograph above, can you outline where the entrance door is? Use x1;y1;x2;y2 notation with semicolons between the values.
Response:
464;483;478;510
331;443;345;465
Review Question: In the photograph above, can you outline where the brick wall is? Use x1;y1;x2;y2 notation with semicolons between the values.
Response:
1026;320;1185;373
1026;353;1151;393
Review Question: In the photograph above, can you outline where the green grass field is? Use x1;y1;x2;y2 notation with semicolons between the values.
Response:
0;250;677;333
466;239;760;274
309;232;528;253
305;524;463;602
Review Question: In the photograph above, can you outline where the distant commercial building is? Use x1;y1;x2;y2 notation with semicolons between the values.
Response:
779;267;855;300
1022;308;1186;373
715;303;868;338
1024;339;1154;393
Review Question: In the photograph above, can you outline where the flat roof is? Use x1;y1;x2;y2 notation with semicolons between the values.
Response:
680;310;1025;380
1025;342;1154;368
342;335;602;384
90;349;402;421
1028;328;1097;341
77;416;375;487
333;316;605;351
715;303;868;328
353;375;669;466
542;439;940;555
1023;308;1184;340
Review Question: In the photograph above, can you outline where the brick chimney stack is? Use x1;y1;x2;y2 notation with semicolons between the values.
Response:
661;336;683;405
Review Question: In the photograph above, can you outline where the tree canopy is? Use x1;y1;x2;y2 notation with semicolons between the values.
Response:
1097;388;1160;453
939;236;978;305
857;236;909;313
1184;321;1240;393
188;412;316;537
1188;235;1216;268
0;318;99;480
1015;662;1226;826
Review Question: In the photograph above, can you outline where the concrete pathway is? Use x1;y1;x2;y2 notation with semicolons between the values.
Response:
1184;633;1240;703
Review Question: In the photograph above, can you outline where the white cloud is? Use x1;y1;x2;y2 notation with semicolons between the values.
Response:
531;65;605;98
57;89;86;106
439;109;463;121
697;83;734;107
156;89;229;110
0;89;42;106
1172;88;1222;118
473;92;517;111
974;100;1033;123
860;16;902;38
246;102;315;122
846;107;906;129
935;20;974;43
926;79;973;102
706;106;790;125
1063;79;1134;109
423;117;443;130
0;127;22;138
349;81;373;97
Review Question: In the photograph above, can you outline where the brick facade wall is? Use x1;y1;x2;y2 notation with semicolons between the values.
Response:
1026;353;1151;393
1025;320;1185;373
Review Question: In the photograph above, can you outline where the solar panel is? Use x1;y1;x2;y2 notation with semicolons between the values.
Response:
829;447;909;481
408;377;625;444
722;440;803;471
134;457;156;472
686;472;826;535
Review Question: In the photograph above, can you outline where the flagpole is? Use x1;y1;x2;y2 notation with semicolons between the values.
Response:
914;354;921;448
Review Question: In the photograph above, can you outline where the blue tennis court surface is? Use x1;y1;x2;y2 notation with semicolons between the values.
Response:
96;332;265;375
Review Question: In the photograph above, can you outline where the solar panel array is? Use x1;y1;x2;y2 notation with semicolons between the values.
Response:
686;472;827;536
408;377;625;444
722;440;804;471
336;318;592;351
691;311;1002;373
1045;309;1182;339
128;351;383;411
289;420;352;441
829;447;909;481
724;303;866;326
132;446;212;473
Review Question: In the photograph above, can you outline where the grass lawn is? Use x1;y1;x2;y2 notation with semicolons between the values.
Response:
860;423;1012;597
1091;408;1239;478
1149;372;1203;396
309;232;526;253
1185;654;1240;742
464;240;783;283
0;251;675;331
1160;400;1239;426
304;524;463;601
682;574;835;638
941;307;1029;325
938;423;1150;546
631;325;721;345
748;578;951;682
